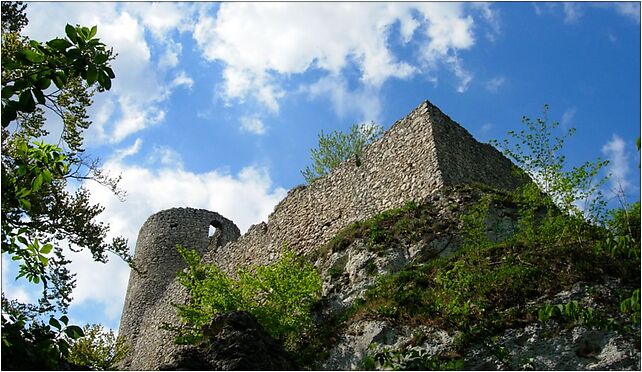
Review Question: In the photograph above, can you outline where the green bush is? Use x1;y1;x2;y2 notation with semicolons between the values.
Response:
301;122;383;183
67;324;127;370
1;298;85;370
170;246;322;349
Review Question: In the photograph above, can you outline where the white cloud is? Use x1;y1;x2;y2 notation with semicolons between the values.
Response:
147;146;184;168
471;2;501;42
171;71;195;90
23;3;199;145
71;144;287;322
158;40;182;69
305;75;382;122
601;134;633;195
445;55;473;93
193;3;486;112
1;259;36;304
123;2;195;39
239;116;267;135
113;138;143;161
485;76;506;92
608;2;641;23
560;107;577;128
563;3;582;24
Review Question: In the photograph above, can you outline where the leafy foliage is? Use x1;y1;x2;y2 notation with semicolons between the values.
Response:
169;246;322;349
1;1;129;314
619;289;641;325
490;104;609;225
67;324;128;370
1;297;85;370
2;21;115;127
302;122;383;183
315;186;639;366
1;3;131;370
363;344;464;371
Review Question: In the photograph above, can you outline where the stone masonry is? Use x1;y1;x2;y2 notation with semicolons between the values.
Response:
118;100;528;370
205;100;526;272
118;208;240;370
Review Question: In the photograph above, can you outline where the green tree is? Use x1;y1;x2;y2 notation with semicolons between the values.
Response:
1;1;129;314
302;122;384;183
1;297;85;370
67;324;128;370
1;2;130;369
169;246;322;350
491;104;609;225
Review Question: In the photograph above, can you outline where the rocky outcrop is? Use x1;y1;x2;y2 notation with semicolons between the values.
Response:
462;279;641;370
158;312;299;371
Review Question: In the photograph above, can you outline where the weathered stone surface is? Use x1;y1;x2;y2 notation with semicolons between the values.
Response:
205;100;528;274
158;312;299;371
463;279;641;371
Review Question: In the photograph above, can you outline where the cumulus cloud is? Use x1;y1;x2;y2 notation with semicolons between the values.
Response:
171;71;195;90
239;116;267;135
193;3;490;112
69;143;287;323
304;75;382;122
23;3;198;144
601;134;633;196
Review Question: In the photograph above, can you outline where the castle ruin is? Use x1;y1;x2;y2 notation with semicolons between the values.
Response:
118;100;527;369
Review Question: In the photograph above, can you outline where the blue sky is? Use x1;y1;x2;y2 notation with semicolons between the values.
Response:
2;2;640;331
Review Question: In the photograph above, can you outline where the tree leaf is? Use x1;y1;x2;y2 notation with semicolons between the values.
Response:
48;317;62;331
17;235;28;245
47;38;72;51
60;315;69;326
86;66;98;86
95;53;109;65
104;66;115;79
1;86;15;99
100;71;112;90
35;77;51;90
64;325;85;339
18;90;36;112
39;255;49;266
80;27;90;40
2;104;17;127
65;24;78;43
23;49;45;63
33;89;46;105
32;173;44;192
40;243;53;255
89;25;97;39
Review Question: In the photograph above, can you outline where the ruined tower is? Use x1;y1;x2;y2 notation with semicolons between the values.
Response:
118;208;240;370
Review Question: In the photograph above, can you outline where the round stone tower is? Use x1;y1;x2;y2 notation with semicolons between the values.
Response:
118;207;240;370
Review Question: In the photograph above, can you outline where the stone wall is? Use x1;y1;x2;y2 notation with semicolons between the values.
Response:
205;100;525;273
118;100;528;370
118;208;240;370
